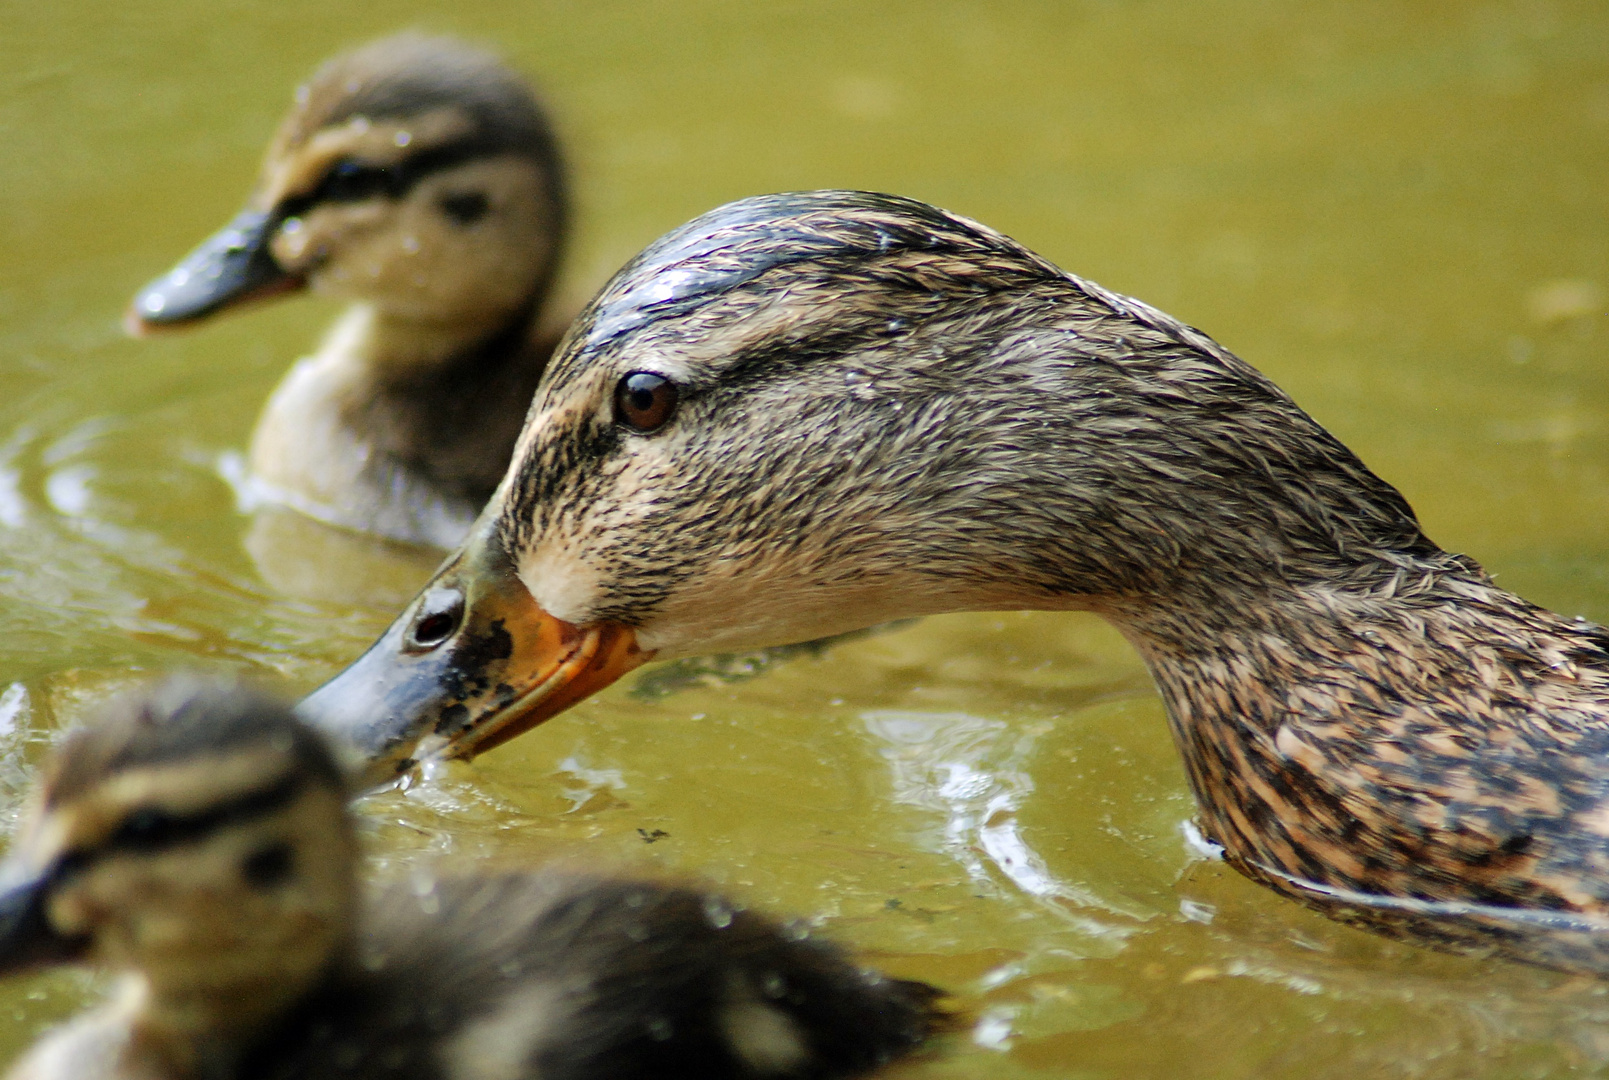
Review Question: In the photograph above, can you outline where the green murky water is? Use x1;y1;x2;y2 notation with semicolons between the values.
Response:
3;1;1609;1075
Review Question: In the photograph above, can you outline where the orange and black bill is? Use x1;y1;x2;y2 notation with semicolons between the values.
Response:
296;524;652;789
125;209;302;335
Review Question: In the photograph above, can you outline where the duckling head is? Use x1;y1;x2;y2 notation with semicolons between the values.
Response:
300;190;1439;784
0;678;354;1040
128;34;565;346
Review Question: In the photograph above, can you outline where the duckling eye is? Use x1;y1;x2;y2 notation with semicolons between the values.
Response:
406;587;464;653
614;372;678;434
241;843;295;890
111;807;178;850
439;191;489;226
319;159;394;203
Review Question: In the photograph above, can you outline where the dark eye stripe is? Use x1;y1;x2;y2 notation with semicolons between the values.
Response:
317;161;395;203
278;137;504;219
61;771;308;871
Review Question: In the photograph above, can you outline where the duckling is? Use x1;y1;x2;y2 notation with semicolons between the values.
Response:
127;35;567;548
299;190;1609;971
0;677;946;1079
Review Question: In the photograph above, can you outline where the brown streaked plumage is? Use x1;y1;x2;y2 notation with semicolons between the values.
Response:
299;189;1609;971
0;677;948;1080
127;35;568;547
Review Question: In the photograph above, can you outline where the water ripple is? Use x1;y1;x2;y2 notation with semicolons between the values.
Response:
863;709;1147;930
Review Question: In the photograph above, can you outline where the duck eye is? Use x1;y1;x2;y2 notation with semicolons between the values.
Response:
614;372;678;434
439;191;489;226
405;587;464;653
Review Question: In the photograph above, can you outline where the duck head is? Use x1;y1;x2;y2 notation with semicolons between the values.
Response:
127;34;565;345
300;190;1433;786
0;679;354;1040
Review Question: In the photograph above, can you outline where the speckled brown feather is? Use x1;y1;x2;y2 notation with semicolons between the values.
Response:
489;190;1609;971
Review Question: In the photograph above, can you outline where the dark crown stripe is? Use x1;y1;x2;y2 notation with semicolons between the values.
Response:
578;190;1046;349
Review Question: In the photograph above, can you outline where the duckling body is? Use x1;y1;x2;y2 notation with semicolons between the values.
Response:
0;679;944;1079
247;301;549;546
129;36;567;547
301;191;1609;970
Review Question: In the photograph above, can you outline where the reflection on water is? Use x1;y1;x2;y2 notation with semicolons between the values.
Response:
220;451;445;610
241;505;442;612
1;1;1608;1076
865;709;1144;932
552;755;628;814
0;685;36;830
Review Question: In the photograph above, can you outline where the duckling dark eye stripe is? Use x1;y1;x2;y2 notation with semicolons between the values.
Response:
86;771;306;863
279;137;503;217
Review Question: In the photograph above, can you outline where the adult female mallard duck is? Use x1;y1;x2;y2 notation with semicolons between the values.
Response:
0;677;946;1079
298;190;1609;971
127;35;567;548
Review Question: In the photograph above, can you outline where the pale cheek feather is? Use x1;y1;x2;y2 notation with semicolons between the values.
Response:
634;560;966;660
630;509;1078;659
517;539;601;626
513;441;674;626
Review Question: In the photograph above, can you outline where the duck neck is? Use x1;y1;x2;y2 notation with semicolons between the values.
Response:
122;901;357;1079
316;294;549;483
1103;555;1592;891
120;966;321;1079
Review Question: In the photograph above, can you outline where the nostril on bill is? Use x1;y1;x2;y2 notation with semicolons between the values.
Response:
406;588;464;652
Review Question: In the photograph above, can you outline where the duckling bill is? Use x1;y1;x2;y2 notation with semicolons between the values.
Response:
302;190;1609;968
129;209;299;325
127;35;568;547
0;678;947;1079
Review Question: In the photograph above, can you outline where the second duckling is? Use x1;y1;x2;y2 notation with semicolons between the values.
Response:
0;678;946;1080
129;35;568;547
